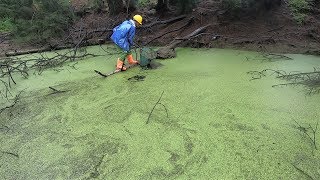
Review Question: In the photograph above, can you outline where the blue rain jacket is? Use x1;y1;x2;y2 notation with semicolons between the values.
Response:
110;20;136;52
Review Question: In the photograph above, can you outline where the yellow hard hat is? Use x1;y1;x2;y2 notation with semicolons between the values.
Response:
133;15;143;25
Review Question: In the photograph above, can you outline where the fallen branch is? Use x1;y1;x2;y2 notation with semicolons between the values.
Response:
0;91;22;114
167;24;212;49
0;78;12;99
174;33;220;41
143;15;187;28
271;82;303;87
248;68;320;94
146;91;168;124
247;69;286;80
277;71;320;79
262;53;293;61
48;86;68;95
5;45;73;57
29;50;98;74
156;24;212;59
0;125;10;133
144;17;194;46
0;151;19;158
293;119;318;150
292;163;315;180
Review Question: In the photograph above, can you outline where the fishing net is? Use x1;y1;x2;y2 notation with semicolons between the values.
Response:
139;47;157;67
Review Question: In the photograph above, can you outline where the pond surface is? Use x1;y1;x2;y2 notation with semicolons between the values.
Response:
1;46;320;179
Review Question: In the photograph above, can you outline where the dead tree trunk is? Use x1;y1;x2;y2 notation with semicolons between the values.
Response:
156;24;212;59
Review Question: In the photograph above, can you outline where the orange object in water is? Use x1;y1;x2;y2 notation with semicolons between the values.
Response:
116;59;126;71
127;54;138;65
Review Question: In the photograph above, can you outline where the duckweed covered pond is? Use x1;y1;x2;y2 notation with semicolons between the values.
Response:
1;46;320;179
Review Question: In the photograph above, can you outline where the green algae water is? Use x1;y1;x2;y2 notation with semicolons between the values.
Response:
1;46;320;179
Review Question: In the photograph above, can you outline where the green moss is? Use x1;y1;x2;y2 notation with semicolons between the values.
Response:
1;46;320;179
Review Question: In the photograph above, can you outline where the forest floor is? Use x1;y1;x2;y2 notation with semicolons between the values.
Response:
1;0;320;56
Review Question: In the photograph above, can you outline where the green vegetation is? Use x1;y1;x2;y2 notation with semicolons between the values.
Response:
288;0;311;24
0;0;74;43
0;0;315;43
220;0;312;24
1;47;320;179
138;0;156;7
0;18;14;32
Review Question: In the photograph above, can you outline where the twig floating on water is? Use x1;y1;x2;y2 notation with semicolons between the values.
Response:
292;163;315;180
293;120;318;150
0;91;22;114
146;91;167;124
48;86;68;95
1;151;19;158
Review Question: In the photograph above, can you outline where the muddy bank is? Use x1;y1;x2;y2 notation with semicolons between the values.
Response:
1;0;320;57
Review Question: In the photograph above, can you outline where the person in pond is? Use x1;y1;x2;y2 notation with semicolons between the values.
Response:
111;14;143;71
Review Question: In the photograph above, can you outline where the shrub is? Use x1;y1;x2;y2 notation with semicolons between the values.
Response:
0;18;14;32
11;0;74;44
288;0;311;24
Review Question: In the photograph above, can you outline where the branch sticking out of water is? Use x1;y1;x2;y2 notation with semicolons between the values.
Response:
146;91;168;124
293;120;318;150
292;163;315;180
247;69;286;80
247;68;320;95
0;78;12;99
48;86;69;95
0;90;22;114
1;151;19;158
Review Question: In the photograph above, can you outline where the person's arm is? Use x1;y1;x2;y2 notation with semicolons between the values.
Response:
128;27;136;48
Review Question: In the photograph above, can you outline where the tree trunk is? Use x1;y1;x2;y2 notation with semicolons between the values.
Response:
156;0;168;12
124;0;137;12
169;0;178;6
106;0;123;15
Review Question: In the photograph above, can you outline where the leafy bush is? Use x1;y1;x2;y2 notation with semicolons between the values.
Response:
288;0;310;24
0;18;14;32
139;0;155;7
8;0;74;44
